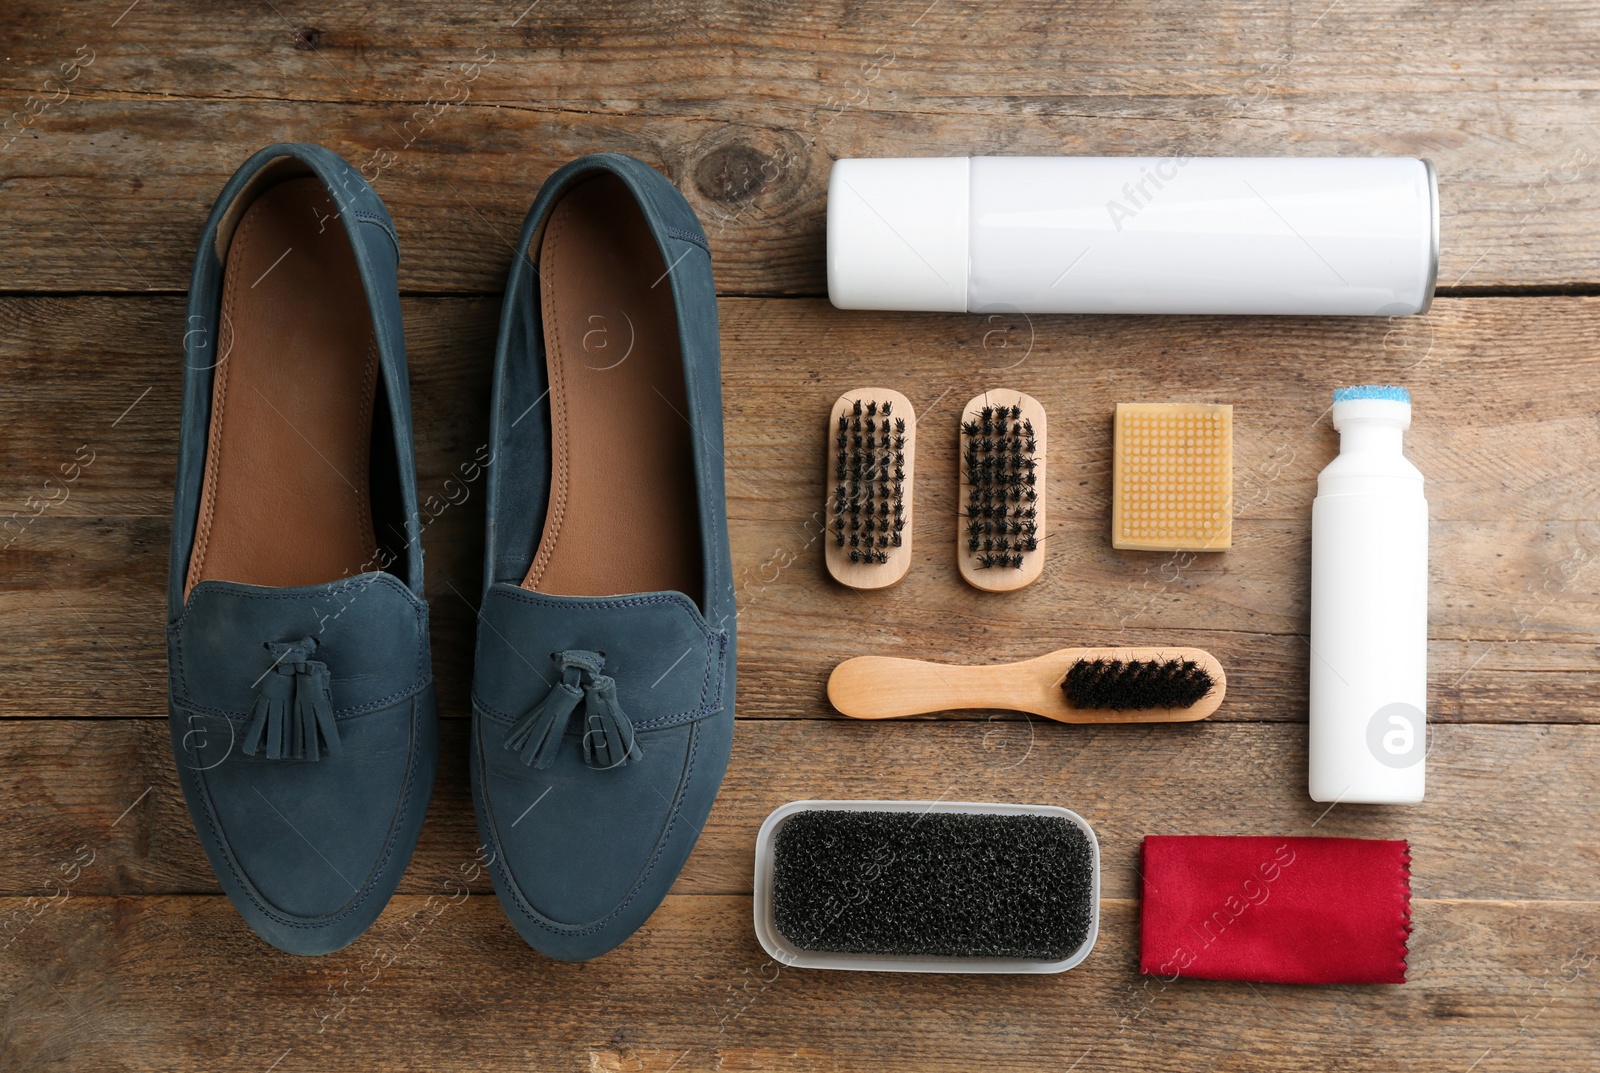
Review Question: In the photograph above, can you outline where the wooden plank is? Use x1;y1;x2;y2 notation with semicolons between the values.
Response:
1;296;1596;720
8;0;1600;106
1;0;1599;293
0;296;497;517
3;719;1597;903
6;513;1599;723
5;96;1597;294
1;893;1595;1072
6;296;1599;525
7;527;1598;722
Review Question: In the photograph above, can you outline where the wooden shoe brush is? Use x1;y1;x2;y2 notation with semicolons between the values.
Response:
825;389;915;589
959;390;1045;591
828;646;1226;722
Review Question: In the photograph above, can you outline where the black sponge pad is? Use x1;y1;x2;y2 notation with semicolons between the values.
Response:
771;810;1095;960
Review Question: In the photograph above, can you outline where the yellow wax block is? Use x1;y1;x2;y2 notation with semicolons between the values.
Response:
1112;402;1233;552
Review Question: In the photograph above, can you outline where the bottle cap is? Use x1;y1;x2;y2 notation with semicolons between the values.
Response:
1332;384;1412;430
827;158;969;312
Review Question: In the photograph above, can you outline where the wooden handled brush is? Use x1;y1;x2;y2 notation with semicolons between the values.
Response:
825;389;916;590
828;647;1226;723
958;390;1046;592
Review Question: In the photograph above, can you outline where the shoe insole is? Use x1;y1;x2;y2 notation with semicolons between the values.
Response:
523;174;703;603
185;176;379;596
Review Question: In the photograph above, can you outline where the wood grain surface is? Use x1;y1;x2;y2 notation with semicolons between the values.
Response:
1;1;1597;1070
4;297;1598;726
2;2;1600;293
4;718;1598;901
2;895;1596;1072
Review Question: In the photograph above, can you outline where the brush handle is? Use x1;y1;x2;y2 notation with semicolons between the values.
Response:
829;656;1054;719
827;648;1225;723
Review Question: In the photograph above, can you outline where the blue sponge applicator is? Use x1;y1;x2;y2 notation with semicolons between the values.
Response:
1333;384;1411;404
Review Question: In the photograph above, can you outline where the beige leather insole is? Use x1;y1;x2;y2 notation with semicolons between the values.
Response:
523;174;702;601
185;176;378;595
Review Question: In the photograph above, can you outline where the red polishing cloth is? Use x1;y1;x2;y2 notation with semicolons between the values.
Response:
1140;835;1411;985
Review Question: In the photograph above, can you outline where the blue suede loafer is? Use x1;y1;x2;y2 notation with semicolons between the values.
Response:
167;143;436;955
473;153;735;961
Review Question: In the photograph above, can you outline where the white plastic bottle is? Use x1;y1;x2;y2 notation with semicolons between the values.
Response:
827;156;1438;316
1309;385;1427;804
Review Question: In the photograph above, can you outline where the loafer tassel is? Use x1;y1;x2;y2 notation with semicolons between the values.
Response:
242;637;341;761
505;650;642;770
581;673;641;770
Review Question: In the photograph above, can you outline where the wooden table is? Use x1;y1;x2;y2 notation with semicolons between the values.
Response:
2;3;1597;1070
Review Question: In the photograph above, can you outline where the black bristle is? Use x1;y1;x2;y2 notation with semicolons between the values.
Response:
1062;658;1215;711
962;402;1039;569
770;810;1095;960
829;398;906;568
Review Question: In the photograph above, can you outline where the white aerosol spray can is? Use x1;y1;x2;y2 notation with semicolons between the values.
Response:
1309;385;1427;804
827;156;1438;316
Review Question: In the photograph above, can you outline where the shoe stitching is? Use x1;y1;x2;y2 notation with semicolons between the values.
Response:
170;573;429;713
475;710;703;941
523;205;570;591
353;331;379;566
351;208;400;255
653;228;726;614
186;202;257;595
173;571;422;631
663;225;710;254
475;588;728;722
470;685;716;732
175;675;431;722
183;689;428;935
485;586;714;630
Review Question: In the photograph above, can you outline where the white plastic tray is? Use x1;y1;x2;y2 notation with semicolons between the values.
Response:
752;799;1100;974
